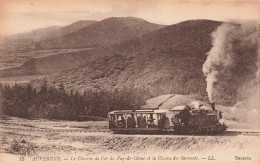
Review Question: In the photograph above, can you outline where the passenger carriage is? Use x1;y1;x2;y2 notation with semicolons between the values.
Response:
108;109;172;134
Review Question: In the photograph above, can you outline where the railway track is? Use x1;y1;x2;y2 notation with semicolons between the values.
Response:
1;125;259;136
0;125;111;133
225;129;260;136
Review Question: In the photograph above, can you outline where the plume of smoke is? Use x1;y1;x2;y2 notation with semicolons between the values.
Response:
203;21;258;103
203;23;237;102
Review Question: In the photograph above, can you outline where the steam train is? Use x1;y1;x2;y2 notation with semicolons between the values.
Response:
108;103;227;135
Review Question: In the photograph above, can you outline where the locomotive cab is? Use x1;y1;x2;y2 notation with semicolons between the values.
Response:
170;104;226;134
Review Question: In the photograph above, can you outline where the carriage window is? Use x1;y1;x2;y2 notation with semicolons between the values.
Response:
147;113;157;128
116;114;121;120
109;114;115;121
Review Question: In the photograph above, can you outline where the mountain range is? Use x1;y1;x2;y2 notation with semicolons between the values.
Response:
0;17;166;76
36;17;165;49
1;17;257;104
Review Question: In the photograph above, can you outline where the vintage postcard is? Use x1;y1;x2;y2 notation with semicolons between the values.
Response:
0;0;259;163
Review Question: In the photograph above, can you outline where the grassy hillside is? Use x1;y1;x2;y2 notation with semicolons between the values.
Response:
0;48;103;77
36;17;166;49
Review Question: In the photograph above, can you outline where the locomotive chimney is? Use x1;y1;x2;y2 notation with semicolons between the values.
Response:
211;103;216;111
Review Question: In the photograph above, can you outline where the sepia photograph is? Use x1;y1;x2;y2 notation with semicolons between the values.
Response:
0;0;259;162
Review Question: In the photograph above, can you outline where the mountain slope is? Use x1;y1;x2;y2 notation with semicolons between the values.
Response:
36;17;166;49
0;48;104;77
31;20;222;98
51;20;97;39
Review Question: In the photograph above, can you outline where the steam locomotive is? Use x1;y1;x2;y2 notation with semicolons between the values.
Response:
108;103;227;135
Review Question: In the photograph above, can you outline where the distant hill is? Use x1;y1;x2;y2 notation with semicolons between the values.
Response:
2;20;97;42
52;20;97;39
31;20;223;99
0;17;165;77
36;17;166;49
1;26;62;42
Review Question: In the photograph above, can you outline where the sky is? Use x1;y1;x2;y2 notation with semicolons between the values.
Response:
0;0;259;36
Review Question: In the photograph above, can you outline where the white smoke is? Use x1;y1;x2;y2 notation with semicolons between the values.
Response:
203;23;237;102
203;21;258;103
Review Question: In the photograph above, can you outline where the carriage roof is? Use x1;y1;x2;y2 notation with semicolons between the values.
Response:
170;105;186;111
108;109;168;115
140;105;159;110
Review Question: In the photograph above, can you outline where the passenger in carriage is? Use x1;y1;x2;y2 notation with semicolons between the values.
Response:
127;114;136;128
158;114;170;129
121;116;126;128
137;114;147;128
158;116;163;128
148;114;156;128
109;115;116;128
117;115;126;128
163;114;170;128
